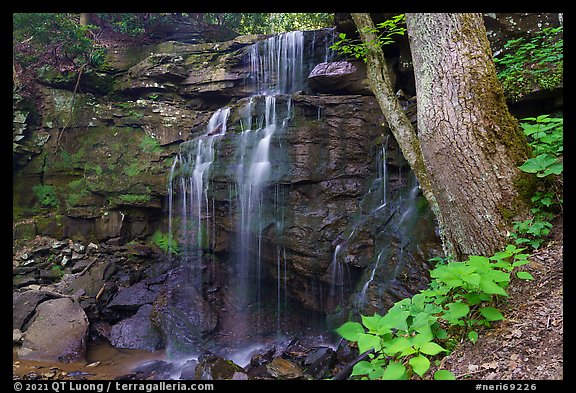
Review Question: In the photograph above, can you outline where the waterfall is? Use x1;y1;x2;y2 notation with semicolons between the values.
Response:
167;30;318;342
328;244;344;307
233;95;280;327
249;31;305;95
169;107;230;265
165;29;437;358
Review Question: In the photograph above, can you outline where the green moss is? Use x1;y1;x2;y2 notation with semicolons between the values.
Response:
53;148;87;171
513;172;539;206
140;134;163;153
33;184;60;208
124;162;143;177
498;206;516;221
118;193;151;203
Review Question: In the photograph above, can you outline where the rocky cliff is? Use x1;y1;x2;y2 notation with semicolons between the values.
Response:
13;14;562;366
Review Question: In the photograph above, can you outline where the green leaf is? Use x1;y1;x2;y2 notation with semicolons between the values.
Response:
412;324;434;347
357;333;382;354
411;312;437;333
480;307;504;321
379;307;409;332
434;369;456;380
409;355;431;377
462;292;491;306
336;321;364;341
430;265;464;288
381;361;406;380
383;336;413;356
468;255;491;270
539;162;563;177
512;259;530;268
519;154;560;175
361;314;382;333
486;269;511;284
419;341;446;356
445;302;470;320
351;360;374;376
462;272;482;287
516;271;534;280
479;276;508;296
468;330;479;344
368;366;385;380
505;244;525;254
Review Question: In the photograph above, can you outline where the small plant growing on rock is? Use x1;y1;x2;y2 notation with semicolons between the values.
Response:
32;184;60;208
150;230;180;255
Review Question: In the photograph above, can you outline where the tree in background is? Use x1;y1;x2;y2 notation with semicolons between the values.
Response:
13;13;103;70
205;13;334;34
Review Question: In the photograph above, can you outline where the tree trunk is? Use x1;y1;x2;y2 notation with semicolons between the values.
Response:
406;13;532;259
79;13;93;26
350;13;441;219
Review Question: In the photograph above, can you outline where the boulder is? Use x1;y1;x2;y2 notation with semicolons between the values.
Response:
108;282;160;310
305;347;337;379
18;297;89;363
307;61;372;95
151;266;217;356
266;357;305;379
109;305;163;351
195;353;246;380
13;289;53;331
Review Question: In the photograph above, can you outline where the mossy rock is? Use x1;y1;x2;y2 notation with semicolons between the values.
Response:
36;65;114;94
195;355;245;380
13;220;37;241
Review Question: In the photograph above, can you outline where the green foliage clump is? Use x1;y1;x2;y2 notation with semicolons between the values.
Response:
211;13;334;35
336;245;533;380
13;13;105;69
33;184;59;208
510;115;563;249
98;13;146;36
118;194;151;204
150;230;180;255
337;111;563;380
330;14;406;62
494;26;563;101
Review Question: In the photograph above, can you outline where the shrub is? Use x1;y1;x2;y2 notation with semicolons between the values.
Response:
32;184;59;208
336;245;533;380
494;26;563;101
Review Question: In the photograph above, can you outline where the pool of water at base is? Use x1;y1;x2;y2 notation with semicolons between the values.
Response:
13;342;166;380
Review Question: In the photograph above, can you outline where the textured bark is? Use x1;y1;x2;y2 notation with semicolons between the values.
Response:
350;13;441;219
406;13;531;259
79;13;93;26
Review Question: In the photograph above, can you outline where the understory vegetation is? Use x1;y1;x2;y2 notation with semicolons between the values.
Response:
13;13;563;381
334;15;563;379
336;114;563;380
493;26;563;101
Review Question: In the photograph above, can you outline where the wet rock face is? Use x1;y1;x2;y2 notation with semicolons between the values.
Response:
13;26;440;362
150;266;217;356
109;304;163;351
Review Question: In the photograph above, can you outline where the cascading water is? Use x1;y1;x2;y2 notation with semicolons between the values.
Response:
249;31;305;95
165;28;437;365
167;31;335;361
170;108;230;257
